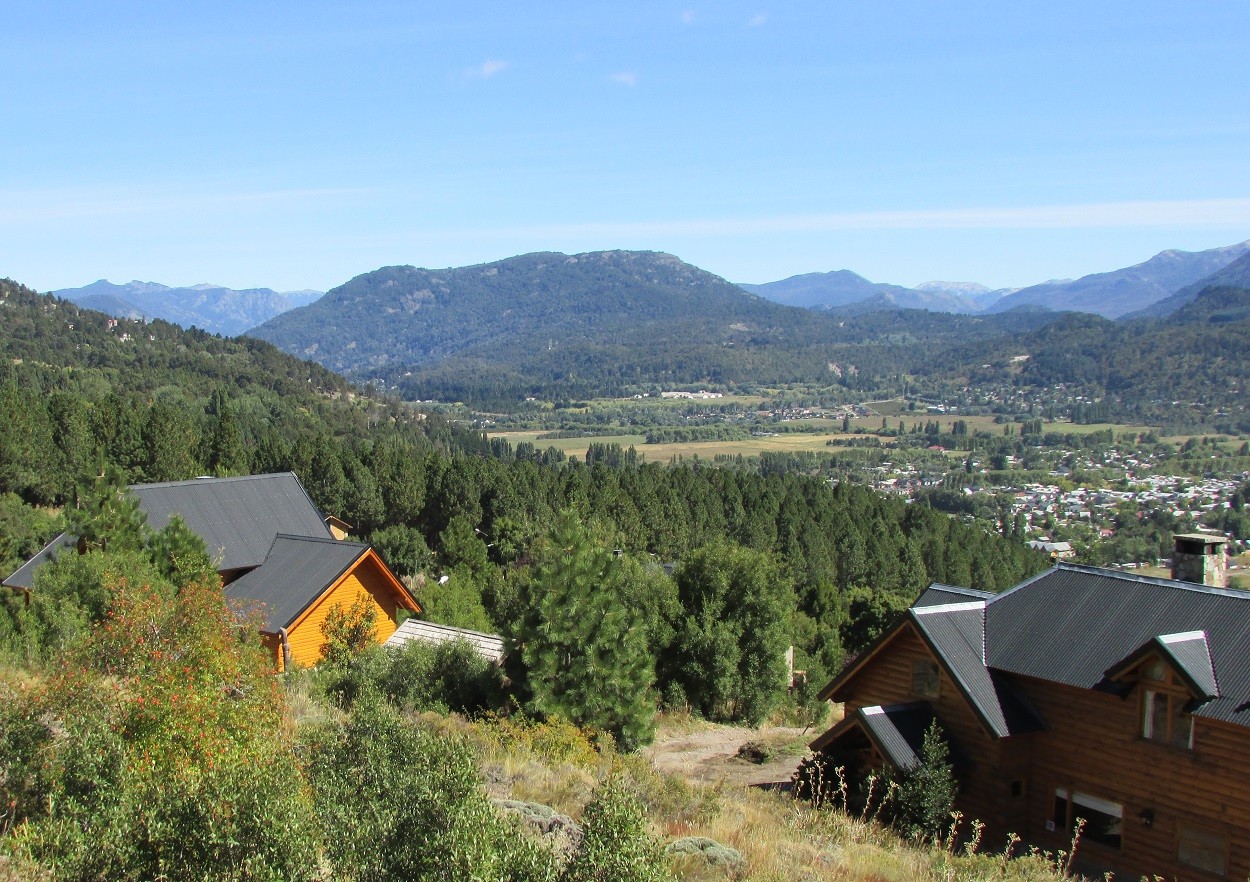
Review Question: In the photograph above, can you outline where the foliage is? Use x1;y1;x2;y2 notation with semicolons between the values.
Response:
301;697;559;882
887;721;959;841
0;493;58;579
668;541;795;725
560;779;672;882
318;594;378;668
322;638;505;715
0;556;319;881
518;510;657;751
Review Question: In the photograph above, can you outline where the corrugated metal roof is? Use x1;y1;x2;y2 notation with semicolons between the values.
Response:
385;618;505;663
858;703;938;769
225;534;368;631
911;603;1044;737
2;473;332;589
914;584;996;607
1159;632;1220;700
133;473;332;572
986;564;1250;726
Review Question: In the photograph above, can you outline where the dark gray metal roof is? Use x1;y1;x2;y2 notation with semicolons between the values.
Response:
914;584;996;607
132;473;332;572
910;602;1045;738
225;534;370;631
857;703;938;769
986;564;1250;726
2;533;74;590
1105;631;1220;701
2;473;332;590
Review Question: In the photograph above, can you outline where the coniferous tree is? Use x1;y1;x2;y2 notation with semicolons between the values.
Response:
518;509;655;750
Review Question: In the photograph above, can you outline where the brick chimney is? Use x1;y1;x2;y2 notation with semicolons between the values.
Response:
1172;534;1228;588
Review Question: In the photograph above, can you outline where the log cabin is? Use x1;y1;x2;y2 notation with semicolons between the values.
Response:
810;534;1246;880
2;473;420;670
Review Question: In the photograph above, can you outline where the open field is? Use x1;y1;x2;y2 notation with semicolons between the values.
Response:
489;429;876;462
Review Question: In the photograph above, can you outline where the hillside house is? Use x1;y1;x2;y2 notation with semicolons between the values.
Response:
2;473;420;670
810;534;1244;880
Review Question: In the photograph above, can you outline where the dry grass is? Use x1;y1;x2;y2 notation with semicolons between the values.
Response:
414;713;1078;882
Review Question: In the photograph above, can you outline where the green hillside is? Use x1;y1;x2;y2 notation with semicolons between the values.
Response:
249;250;1057;405
924;283;1250;429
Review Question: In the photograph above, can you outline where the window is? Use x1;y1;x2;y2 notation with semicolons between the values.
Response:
1177;823;1228;876
1052;789;1122;850
911;659;939;698
1139;657;1195;750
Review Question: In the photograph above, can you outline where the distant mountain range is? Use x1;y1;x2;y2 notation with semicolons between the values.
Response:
982;240;1250;318
742;239;1250;319
1121;251;1250;320
247;250;1055;405
53;280;323;337
738;270;1016;314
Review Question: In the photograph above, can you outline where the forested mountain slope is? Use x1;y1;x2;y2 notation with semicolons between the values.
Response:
925;283;1250;428
249;250;1059;405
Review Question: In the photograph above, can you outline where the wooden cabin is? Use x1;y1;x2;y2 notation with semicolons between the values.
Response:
3;473;419;669
811;539;1246;881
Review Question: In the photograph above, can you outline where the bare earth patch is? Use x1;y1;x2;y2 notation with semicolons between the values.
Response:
643;723;811;788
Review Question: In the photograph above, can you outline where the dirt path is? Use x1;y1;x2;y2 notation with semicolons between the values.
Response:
643;723;812;788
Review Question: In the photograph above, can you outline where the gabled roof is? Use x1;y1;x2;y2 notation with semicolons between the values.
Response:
3;473;332;589
1105;630;1220;701
914;584;995;607
132;473;333;572
986;564;1250;726
810;703;937;769
911;602;1044;738
226;534;378;632
386;618;505;663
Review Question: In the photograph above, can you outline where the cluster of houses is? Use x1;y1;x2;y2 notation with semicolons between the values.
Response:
5;472;1248;878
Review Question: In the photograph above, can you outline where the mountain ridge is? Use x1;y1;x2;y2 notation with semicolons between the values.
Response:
54;279;324;336
984;240;1250;318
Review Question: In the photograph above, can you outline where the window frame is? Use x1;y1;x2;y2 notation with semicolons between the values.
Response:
1176;821;1229;877
1050;787;1124;852
910;658;940;698
1139;663;1196;751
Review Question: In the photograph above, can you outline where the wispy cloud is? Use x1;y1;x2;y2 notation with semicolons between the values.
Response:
747;12;768;27
476;198;1250;238
466;59;509;80
681;10;696;24
609;71;637;87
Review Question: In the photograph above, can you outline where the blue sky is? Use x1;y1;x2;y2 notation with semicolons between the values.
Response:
2;1;1248;292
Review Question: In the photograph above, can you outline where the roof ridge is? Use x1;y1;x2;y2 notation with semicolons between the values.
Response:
128;471;298;490
1054;562;1250;601
273;532;369;549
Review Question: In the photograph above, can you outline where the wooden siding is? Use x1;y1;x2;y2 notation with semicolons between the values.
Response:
285;569;400;668
1003;674;1250;882
832;624;1011;831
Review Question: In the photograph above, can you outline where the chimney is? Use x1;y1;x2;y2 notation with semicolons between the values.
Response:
1171;534;1228;588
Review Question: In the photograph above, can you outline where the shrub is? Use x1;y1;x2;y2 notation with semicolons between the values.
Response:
302;697;560;882
664;837;744;872
561;779;672;882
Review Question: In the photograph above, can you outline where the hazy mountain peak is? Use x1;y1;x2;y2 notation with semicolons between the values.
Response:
985;239;1250;318
55;279;324;336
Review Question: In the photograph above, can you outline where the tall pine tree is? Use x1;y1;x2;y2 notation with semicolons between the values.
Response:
517;510;655;751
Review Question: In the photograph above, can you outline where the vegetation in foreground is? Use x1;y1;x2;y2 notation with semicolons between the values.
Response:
0;544;1083;882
